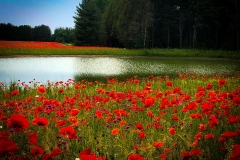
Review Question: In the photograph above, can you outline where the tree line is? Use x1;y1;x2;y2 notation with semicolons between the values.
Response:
0;23;75;43
74;0;240;50
1;0;239;51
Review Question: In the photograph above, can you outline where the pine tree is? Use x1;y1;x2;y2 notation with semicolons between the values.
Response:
73;0;99;46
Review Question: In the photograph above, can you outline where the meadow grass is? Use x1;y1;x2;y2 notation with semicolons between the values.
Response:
0;73;240;159
0;48;239;59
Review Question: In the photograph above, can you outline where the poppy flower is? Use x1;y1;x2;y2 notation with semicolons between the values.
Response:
172;115;180;121
191;148;201;156
181;151;191;160
147;110;153;117
111;128;120;135
229;144;240;160
59;126;77;139
128;154;145;160
51;148;62;157
27;132;38;145
70;109;79;116
7;114;30;132
30;147;43;156
136;123;144;130
58;88;64;93
11;90;19;96
55;120;66;127
204;133;214;139
205;83;213;90
218;79;226;87
198;124;206;131
37;86;46;94
32;117;48;126
0;139;19;158
209;116;219;128
166;81;173;87
194;132;203;139
78;148;106;160
144;97;155;108
169;127;176;135
138;131;146;139
152;141;164;148
159;153;167;159
67;117;78;125
222;131;237;139
0;131;10;140
228;115;239;124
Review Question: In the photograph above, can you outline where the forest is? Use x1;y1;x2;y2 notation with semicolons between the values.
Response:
0;0;239;51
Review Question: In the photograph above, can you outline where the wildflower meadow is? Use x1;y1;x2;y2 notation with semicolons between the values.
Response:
0;72;239;160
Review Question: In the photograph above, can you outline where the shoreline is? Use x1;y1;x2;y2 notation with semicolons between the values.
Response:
0;54;239;61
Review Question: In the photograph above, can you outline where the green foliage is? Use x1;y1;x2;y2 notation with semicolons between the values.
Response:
73;0;104;46
0;23;51;42
52;27;75;43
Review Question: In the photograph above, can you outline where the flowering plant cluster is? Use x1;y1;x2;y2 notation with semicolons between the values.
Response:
0;72;239;159
0;41;112;50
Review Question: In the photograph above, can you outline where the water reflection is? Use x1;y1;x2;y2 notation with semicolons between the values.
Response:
0;56;239;83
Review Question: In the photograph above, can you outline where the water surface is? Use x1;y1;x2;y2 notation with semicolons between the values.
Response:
0;56;239;83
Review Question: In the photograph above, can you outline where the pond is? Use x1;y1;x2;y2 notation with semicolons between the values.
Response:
0;56;239;83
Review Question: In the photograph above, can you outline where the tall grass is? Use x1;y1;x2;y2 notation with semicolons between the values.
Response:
0;48;240;58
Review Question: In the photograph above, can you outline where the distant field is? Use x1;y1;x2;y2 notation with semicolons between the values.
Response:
0;41;239;58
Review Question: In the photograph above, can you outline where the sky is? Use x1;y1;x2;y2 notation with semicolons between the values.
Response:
0;0;82;33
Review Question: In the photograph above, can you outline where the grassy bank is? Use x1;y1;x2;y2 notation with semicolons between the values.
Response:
0;48;240;59
0;41;239;58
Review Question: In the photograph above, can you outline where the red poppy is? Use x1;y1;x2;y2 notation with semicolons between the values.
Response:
229;144;240;160
218;79;226;87
166;81;173;87
30;147;43;156
11;90;19;96
0;139;19;158
136;123;144;130
27;132;38;145
181;151;191;160
198;124;206;131
204;133;214;139
232;96;240;106
144;97;155;108
194;132;203;139
59;126;77;139
37;86;46;94
139;131;146;139
169;127;176;135
205;83;213;90
78;148;106;160
191;148;201;156
111;128;120;135
51;148;62;157
67;117;78;124
147;110;153;117
58;88;64;93
55;120;66;127
152;141;164;148
70;109;79;116
128;154;145;160
7;114;30;132
32;117;48;126
209;117;219;128
0;131;10;140
172;115;180;121
159;153;167;159
228;115;239;124
222;131;237;139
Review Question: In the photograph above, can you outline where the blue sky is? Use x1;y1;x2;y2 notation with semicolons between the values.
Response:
0;0;82;33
